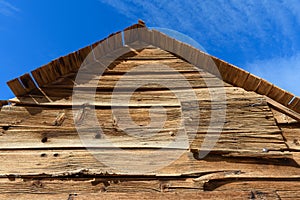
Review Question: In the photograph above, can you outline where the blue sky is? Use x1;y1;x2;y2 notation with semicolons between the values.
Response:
0;0;299;99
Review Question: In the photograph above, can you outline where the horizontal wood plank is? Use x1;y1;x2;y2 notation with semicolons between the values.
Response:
0;150;298;176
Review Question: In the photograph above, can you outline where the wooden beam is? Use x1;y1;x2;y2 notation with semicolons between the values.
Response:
7;78;27;97
19;73;38;93
266;96;300;122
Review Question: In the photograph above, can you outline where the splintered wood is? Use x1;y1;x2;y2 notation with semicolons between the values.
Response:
1;47;299;199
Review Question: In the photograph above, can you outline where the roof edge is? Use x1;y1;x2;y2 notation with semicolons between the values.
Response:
6;20;300;117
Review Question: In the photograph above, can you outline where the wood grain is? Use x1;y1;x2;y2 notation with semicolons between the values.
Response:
2;46;299;200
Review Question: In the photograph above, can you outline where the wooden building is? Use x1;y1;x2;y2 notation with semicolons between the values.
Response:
0;21;299;199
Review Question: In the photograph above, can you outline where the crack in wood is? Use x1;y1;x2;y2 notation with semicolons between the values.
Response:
74;104;90;125
53;111;66;126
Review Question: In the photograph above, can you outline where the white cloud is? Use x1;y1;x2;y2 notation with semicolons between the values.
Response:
100;0;300;96
246;54;300;96
100;0;300;58
0;0;19;16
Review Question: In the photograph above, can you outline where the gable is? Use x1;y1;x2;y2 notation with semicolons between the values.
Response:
0;21;300;199
0;21;295;157
0;47;286;157
5;22;300;121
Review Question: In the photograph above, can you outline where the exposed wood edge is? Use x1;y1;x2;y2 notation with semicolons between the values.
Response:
193;171;300;183
191;149;294;161
194;171;300;192
7;78;27;97
266;96;300;122
2;169;300;180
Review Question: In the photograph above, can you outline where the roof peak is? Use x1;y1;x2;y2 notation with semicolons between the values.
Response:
6;21;300;118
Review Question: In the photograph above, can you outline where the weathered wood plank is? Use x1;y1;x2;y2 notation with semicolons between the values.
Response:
292;97;300;113
231;68;249;88
19;73;38;93
271;108;298;124
267;85;286;103
1;84;285;154
72;191;279;200
256;79;273;96
2;99;277;128
123;22;146;45
210;180;300;192
68;71;217;81
105;59;202;73
0;127;285;151
277;190;300;199
1;98;280;130
267;97;300;122
73;46;93;70
0;150;298;176
0;176;295;197
4;26;300;200
243;74;261;92
57;78;226;90
0;100;283;151
9;87;268;107
277;92;294;107
0;191;272;200
280;123;300;151
7;78;27;97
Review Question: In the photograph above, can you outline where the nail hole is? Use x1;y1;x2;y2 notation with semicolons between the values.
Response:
53;153;59;157
40;153;47;157
41;137;48;143
2;126;9;131
103;181;110;187
7;175;15;181
95;134;101;139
